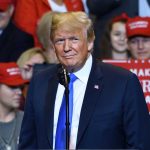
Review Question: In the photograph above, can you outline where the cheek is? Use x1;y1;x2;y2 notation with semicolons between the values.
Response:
111;35;117;44
6;89;14;96
128;44;136;51
55;46;63;56
1;91;12;100
145;43;150;49
111;38;118;48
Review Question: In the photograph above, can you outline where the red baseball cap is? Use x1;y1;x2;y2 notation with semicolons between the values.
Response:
112;13;129;23
0;0;14;12
126;16;150;38
0;62;28;86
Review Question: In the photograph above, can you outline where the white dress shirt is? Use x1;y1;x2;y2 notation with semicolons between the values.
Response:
48;0;67;12
53;54;92;149
139;0;150;16
82;0;89;14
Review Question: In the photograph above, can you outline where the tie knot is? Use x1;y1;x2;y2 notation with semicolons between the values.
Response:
69;73;77;83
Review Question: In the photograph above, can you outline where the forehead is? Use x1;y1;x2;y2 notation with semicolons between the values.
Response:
129;36;150;41
0;84;9;90
0;84;23;89
112;22;125;30
53;28;86;39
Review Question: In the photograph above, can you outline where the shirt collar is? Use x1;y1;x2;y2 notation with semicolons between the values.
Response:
74;54;92;84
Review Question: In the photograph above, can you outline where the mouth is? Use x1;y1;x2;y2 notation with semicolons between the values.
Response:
118;43;126;47
14;98;21;101
13;99;21;105
63;54;76;59
137;51;147;55
14;96;21;100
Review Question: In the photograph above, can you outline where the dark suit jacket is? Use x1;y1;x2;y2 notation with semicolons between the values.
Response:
0;20;34;62
87;0;150;58
19;59;150;149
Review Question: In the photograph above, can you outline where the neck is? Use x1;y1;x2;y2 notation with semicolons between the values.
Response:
112;50;128;60
0;106;16;122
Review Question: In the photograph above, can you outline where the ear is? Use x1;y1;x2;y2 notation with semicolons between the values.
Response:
87;41;94;52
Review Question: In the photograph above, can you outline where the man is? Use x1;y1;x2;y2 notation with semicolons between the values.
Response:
0;0;34;62
126;16;150;59
19;12;150;149
0;62;27;150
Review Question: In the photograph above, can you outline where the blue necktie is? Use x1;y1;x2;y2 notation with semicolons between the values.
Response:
55;74;77;149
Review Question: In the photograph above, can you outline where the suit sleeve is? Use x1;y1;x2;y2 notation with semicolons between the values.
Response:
123;73;150;149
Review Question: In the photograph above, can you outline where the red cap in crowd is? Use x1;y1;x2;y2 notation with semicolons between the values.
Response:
126;16;150;38
112;13;129;23
0;0;15;12
0;62;28;86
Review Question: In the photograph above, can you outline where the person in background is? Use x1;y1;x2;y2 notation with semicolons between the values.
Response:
0;62;27;150
37;11;59;64
126;16;150;59
99;13;130;60
0;0;34;62
18;11;150;149
87;0;150;58
17;47;49;109
17;47;49;81
13;0;85;46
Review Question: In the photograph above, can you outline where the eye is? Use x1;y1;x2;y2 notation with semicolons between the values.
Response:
8;85;25;90
143;38;150;43
69;37;79;43
130;39;137;44
7;85;16;90
113;31;121;36
54;38;65;45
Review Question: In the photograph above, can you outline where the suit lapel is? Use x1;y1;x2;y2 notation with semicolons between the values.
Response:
147;0;150;6
44;72;59;148
76;60;104;147
42;61;104;148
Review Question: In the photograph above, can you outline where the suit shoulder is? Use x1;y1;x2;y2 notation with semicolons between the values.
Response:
95;61;142;94
33;63;58;78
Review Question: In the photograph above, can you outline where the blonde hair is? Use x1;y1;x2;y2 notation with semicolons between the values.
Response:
37;11;57;50
17;47;49;68
36;11;59;64
51;11;95;42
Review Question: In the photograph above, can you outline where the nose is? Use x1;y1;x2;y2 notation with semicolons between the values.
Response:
64;39;71;52
137;40;144;50
14;88;22;95
120;34;126;41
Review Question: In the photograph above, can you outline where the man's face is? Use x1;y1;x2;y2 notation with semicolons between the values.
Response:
53;28;93;72
0;84;23;109
128;36;150;59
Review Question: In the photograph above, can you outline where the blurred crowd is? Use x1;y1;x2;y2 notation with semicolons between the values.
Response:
0;0;150;149
0;0;150;62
